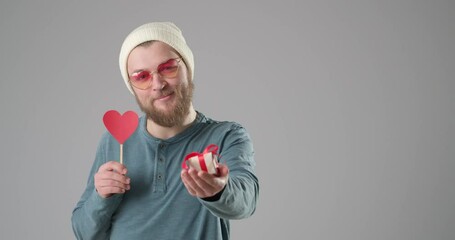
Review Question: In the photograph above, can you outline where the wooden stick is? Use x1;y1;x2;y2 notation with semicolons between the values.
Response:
120;144;123;165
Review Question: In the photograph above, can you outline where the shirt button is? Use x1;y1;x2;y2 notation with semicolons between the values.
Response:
157;174;162;180
159;157;164;162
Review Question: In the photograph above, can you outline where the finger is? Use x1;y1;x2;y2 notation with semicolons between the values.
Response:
184;169;209;196
216;163;229;177
188;169;216;195
96;178;130;190
196;171;228;195
181;170;197;196
97;171;131;185
94;163;130;199
96;173;131;186
94;171;131;195
95;178;130;198
196;171;215;184
97;186;127;197
98;161;128;174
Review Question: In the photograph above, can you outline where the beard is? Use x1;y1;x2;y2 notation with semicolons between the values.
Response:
135;81;194;128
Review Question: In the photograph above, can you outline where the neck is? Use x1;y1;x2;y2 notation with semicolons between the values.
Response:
146;107;197;140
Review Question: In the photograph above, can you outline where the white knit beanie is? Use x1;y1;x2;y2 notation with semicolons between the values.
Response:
119;22;194;94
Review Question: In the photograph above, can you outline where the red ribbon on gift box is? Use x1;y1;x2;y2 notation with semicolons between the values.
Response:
182;144;219;172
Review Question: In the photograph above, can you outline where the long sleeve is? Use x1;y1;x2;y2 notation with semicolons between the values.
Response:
71;114;259;239
71;135;123;240
200;124;259;219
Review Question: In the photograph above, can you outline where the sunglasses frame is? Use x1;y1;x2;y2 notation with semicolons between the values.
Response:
128;57;182;90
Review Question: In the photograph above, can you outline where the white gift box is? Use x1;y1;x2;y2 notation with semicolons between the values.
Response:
186;152;218;174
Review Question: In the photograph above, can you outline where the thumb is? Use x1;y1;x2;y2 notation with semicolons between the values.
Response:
216;163;229;177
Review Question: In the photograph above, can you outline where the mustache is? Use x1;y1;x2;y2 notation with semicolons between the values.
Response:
150;87;178;103
160;88;174;97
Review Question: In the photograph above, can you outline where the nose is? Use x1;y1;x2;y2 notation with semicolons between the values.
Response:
150;72;166;91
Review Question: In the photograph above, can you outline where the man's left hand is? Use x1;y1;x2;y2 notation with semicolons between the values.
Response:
181;164;229;198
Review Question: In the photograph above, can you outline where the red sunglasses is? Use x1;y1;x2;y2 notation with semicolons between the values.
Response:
129;58;182;90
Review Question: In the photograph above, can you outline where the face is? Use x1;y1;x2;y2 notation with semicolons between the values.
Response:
127;41;194;127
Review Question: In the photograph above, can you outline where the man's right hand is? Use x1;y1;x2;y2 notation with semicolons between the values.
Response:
94;161;131;198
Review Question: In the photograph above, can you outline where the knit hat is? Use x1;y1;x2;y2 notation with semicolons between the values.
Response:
119;22;194;94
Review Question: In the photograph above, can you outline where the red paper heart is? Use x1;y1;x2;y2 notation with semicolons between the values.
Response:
103;110;139;144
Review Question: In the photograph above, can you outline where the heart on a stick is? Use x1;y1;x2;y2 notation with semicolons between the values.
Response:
103;110;139;144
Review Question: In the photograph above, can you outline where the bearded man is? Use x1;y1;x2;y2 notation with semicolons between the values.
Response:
71;22;259;240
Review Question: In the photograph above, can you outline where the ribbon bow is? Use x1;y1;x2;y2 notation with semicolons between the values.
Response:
182;144;219;172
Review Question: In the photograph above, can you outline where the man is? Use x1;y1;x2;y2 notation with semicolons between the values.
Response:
71;22;259;240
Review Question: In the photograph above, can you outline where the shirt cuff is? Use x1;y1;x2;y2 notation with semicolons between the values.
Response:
201;185;226;202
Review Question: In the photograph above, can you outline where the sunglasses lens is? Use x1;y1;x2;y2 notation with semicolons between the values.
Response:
131;71;151;89
132;71;151;82
158;59;179;78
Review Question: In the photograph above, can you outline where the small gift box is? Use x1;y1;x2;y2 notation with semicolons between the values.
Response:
182;144;219;175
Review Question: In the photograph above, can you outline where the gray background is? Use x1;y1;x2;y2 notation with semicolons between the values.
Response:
1;0;454;239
